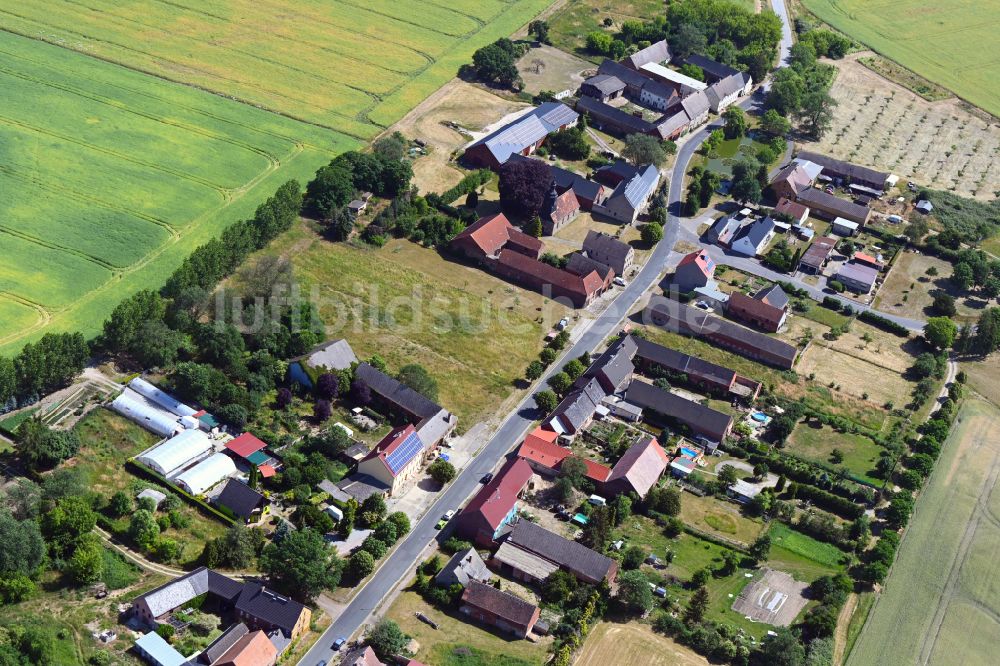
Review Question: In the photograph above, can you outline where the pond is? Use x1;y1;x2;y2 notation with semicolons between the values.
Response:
702;131;771;178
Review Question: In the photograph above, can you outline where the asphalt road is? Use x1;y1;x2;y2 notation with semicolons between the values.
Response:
299;2;802;662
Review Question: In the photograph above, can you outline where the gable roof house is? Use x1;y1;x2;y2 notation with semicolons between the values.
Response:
456;457;534;547
460;580;540;639
705;72;752;113
490;248;606;308
632;336;761;402
356;425;426;497
575;95;666;139
674;249;716;292
463;102;579;169
287;338;358;388
623;40;672;70
342;646;385;666
352;362;456;448
540;184;581;235
605;436;669;497
730;216;776;257
214;478;267;523
546;376;608;437
795;151;891;190
644;296;800;369
214;630;278;666
580;73;627;102
798;235;837;274
592;164;661;224
582;334;637;394
774;197;810;224
683;54;746;84
497;519;618;585
705;214;743;247
680;89;712;129
726;291;788;333
770;162;818;200
234;582;312;641
450;212;543;263
756;284;790;310
835;261;880;294
795;187;872;226
655;106;693;140
566;253;615;293
583;230;635;277
435;548;491;588
198;624;250;665
624;381;734;444
516;427;612;483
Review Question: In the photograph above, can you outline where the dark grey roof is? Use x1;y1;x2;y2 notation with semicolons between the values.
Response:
582;73;626;96
576;95;657;136
462;580;538;627
199;623;249;665
625;40;672;69
566;253;613;280
632;336;736;388
551;377;607;432
683;54;740;80
135;567;243;618
624;381;733;441
507;519;615;582
355;362;443;421
733;216;776;249
836;262;879;288
595;160;640;184
795;150;890;189
435;548;490;587
657;108;690;135
598;59;653;90
755;284;789;310
332;473;390;503
680;90;710;119
215;478;266;520
583;230;633;266
644;297;799;367
235;582;308;638
795;188;871;222
582;334;636;392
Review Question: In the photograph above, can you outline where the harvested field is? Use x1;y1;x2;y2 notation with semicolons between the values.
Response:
391;80;526;194
516;44;593;95
874;251;988;324
802;1;1000;119
847;399;1000;666
731;568;809;627
796;343;912;408
577;621;709;666
262;221;569;428
799;53;1000;200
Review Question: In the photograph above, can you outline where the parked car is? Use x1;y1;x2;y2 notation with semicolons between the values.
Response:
613;276;627;287
443;509;456;520
333;637;346;651
480;472;494;484
435;519;448;529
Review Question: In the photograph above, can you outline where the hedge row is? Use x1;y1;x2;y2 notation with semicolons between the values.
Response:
787;482;865;520
438;169;493;204
858;310;909;337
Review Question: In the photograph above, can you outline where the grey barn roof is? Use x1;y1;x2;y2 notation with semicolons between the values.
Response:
683;54;740;80
624;380;733;441
707;72;748;100
435;548;490;587
136;567;243;618
506;519;615;582
294;338;358;371
583;73;626;95
583;230;632;267
576;95;657;136
617;164;660;209
680;90;711;119
756;284;789;310
625;40;672;69
632;336;736;388
795;188;871;222
566;252;613;280
507;154;604;203
467;102;578;165
354;362;443;421
215;478;266;520
199;623;249;665
795;150;890;189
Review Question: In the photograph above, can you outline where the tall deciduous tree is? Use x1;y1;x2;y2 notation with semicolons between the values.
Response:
498;158;553;219
260;528;342;600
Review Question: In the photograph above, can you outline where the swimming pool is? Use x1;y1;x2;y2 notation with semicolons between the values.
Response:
680;447;699;458
751;412;769;423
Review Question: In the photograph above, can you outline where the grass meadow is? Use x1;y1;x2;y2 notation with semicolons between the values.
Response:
847;399;1000;666
801;0;1000;117
0;0;553;136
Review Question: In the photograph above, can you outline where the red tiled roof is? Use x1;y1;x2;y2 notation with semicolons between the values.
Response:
460;458;533;530
677;250;714;278
257;464;276;478
496;249;598;300
728;292;786;328
506;227;544;256
363;424;422;477
452;213;515;257
461;580;539;629
216;630;278;666
550;189;580;221
607;436;668;497
775;197;809;220
853;252;882;267
516;428;611;482
226;433;267;458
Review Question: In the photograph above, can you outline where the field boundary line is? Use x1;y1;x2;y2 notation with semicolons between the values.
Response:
0;226;119;273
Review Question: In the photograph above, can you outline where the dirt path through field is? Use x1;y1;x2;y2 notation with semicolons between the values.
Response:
833;592;859;664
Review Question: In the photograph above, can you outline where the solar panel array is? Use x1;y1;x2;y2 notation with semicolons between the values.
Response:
385;431;424;475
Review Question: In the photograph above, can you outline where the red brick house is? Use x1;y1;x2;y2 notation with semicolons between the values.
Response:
455;458;534;547
490;249;605;308
460;581;540;638
727;292;787;333
450;213;542;263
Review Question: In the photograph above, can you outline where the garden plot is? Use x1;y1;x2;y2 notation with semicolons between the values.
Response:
731;568;809;627
800;54;1000;200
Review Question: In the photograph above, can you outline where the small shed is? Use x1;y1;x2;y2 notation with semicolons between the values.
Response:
669;457;696;478
831;217;859;236
915;199;933;214
137;488;166;510
347;199;367;217
324;505;344;522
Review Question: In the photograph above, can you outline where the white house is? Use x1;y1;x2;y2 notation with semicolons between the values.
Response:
730;217;777;257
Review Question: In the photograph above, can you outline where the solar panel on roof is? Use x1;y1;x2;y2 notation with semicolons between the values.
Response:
385;431;423;475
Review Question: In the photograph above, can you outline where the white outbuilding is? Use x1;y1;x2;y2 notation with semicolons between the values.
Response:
173;453;236;496
128;378;197;418
137;429;213;477
111;393;182;438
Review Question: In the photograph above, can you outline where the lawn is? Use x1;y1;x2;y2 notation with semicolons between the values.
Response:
0;29;352;353
801;0;1000;118
73;409;229;567
874;251;985;324
785;420;884;484
678;492;766;547
767;523;849;571
258;221;569;428
577;621;709;666
387;591;552;666
847;399;1000;666
547;0;668;60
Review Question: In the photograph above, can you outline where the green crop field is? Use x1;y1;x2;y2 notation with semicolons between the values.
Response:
0;0;553;352
847;400;1000;666
801;0;1000;117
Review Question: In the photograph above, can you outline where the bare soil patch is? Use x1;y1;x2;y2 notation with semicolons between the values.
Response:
800;53;1000;200
516;44;593;95
731;568;810;627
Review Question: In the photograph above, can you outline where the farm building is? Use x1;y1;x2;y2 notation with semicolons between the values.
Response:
575;95;665;139
644;296;800;369
174;453;236;495
831;217;860;236
683;54;748;85
129;378;197;418
111;393;184;438
769;162;819;200
582;230;635;276
355;425;426;497
341;646;384;666
624;381;734;444
352;363;456;448
134;631;186;666
623;40;672;70
460;580;539;639
490;249;607;308
632;336;761;401
136;429;214;477
287;338;358;388
547;377;608;437
213;630;277;666
794;151;891;191
435;548;490;588
495;519;617;585
835;262;880;294
680;90;712;128
577;333;637;395
705;72;752;112
798;236;837;274
455;458;534;547
730;217;777;257
674;249;716;292
640;61;707;96
506;155;608;210
727;290;788;332
795;188;872;226
463;102;579;169
592;164;660;224
515;427;612;483
450;212;543;263
774;198;809;224
605;436;669;498
566;253;615;292
580;73;626;102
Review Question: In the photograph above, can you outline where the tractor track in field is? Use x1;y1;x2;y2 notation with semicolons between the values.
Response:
0;50;316;160
0;292;49;345
0;226;120;272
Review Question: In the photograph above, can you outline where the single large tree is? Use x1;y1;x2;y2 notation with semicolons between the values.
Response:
0;513;45;577
617;570;654;613
367;619;409;661
498;158;553;219
259;528;342;601
924;317;958;350
622;134;667;166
